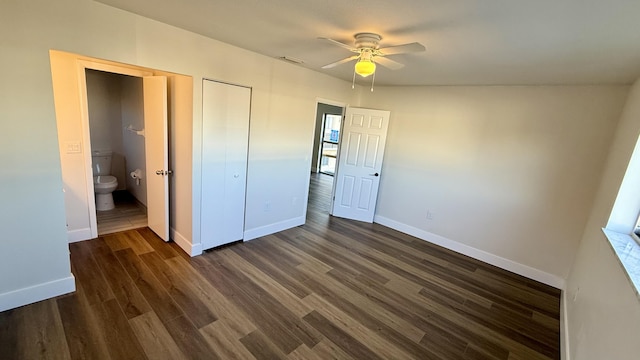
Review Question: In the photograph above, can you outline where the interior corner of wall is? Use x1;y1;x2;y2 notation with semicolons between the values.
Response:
170;227;201;256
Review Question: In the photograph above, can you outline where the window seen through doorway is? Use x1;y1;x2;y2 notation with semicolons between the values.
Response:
320;114;342;175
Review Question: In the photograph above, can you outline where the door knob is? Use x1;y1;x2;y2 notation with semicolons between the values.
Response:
156;170;173;176
156;170;163;175
369;172;379;177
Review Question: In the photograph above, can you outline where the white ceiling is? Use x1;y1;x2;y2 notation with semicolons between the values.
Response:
97;0;640;86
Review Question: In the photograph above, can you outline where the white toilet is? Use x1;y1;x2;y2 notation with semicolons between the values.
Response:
92;150;118;211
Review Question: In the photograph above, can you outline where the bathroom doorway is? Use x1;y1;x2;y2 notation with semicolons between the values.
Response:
80;67;170;241
85;69;148;235
51;50;193;250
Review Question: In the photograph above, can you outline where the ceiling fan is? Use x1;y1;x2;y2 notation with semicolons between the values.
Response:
319;32;426;78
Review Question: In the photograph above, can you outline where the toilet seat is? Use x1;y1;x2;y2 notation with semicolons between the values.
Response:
93;175;117;188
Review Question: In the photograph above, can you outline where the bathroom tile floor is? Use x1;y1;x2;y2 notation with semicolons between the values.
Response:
96;191;147;235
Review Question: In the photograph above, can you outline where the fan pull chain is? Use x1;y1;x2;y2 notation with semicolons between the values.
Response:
351;68;356;89
370;70;376;92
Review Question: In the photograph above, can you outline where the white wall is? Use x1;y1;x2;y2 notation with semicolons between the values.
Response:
121;75;147;205
359;85;628;285
565;79;640;360
0;0;356;308
0;0;80;310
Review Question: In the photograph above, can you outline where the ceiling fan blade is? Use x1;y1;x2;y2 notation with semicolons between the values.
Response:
379;42;426;55
318;37;358;52
374;56;405;70
322;55;359;69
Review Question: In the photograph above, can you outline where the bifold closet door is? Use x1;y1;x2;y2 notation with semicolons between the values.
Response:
201;80;251;250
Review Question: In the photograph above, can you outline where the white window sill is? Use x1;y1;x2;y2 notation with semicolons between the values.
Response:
602;228;640;298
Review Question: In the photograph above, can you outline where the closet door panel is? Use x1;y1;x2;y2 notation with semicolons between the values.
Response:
201;80;250;250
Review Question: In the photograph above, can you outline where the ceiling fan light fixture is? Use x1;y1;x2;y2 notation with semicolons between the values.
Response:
320;32;424;85
355;59;376;77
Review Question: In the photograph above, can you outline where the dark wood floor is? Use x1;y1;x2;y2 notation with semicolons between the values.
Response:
0;173;561;359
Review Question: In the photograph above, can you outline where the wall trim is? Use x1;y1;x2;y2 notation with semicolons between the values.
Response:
561;290;571;360
171;227;202;257
374;215;566;289
0;275;76;312
68;228;92;243
244;216;305;242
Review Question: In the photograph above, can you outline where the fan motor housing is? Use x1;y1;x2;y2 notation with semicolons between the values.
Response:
354;33;382;49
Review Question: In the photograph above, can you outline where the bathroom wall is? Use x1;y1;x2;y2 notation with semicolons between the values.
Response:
121;76;146;206
86;69;126;190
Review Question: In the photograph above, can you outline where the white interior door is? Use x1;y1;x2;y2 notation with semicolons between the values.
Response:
331;107;390;222
143;76;170;241
201;80;251;250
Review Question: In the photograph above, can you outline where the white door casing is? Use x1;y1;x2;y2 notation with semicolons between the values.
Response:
331;107;390;222
73;59;153;241
143;76;170;241
201;79;251;250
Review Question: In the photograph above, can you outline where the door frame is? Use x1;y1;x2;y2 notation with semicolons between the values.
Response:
76;60;153;239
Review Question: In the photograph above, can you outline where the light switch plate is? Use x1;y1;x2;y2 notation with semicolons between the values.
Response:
65;141;82;154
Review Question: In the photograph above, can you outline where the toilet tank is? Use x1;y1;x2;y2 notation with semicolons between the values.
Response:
92;150;113;176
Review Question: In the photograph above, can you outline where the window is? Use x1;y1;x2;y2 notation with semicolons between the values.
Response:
604;134;640;294
319;114;342;175
634;216;640;239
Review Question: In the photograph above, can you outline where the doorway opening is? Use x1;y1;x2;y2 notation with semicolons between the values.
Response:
78;67;170;241
309;102;345;217
51;50;192;248
85;69;148;235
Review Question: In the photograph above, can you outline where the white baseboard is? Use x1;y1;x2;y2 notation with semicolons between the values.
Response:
0;275;76;312
374;215;566;289
68;227;93;243
561;290;571;360
171;227;202;257
243;216;305;241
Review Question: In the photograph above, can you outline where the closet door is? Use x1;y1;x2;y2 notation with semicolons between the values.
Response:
201;80;251;250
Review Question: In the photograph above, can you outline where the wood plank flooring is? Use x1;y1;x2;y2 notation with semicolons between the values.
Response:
96;191;147;235
0;173;561;359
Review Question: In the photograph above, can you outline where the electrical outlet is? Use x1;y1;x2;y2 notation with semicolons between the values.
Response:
264;201;271;212
426;210;434;220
